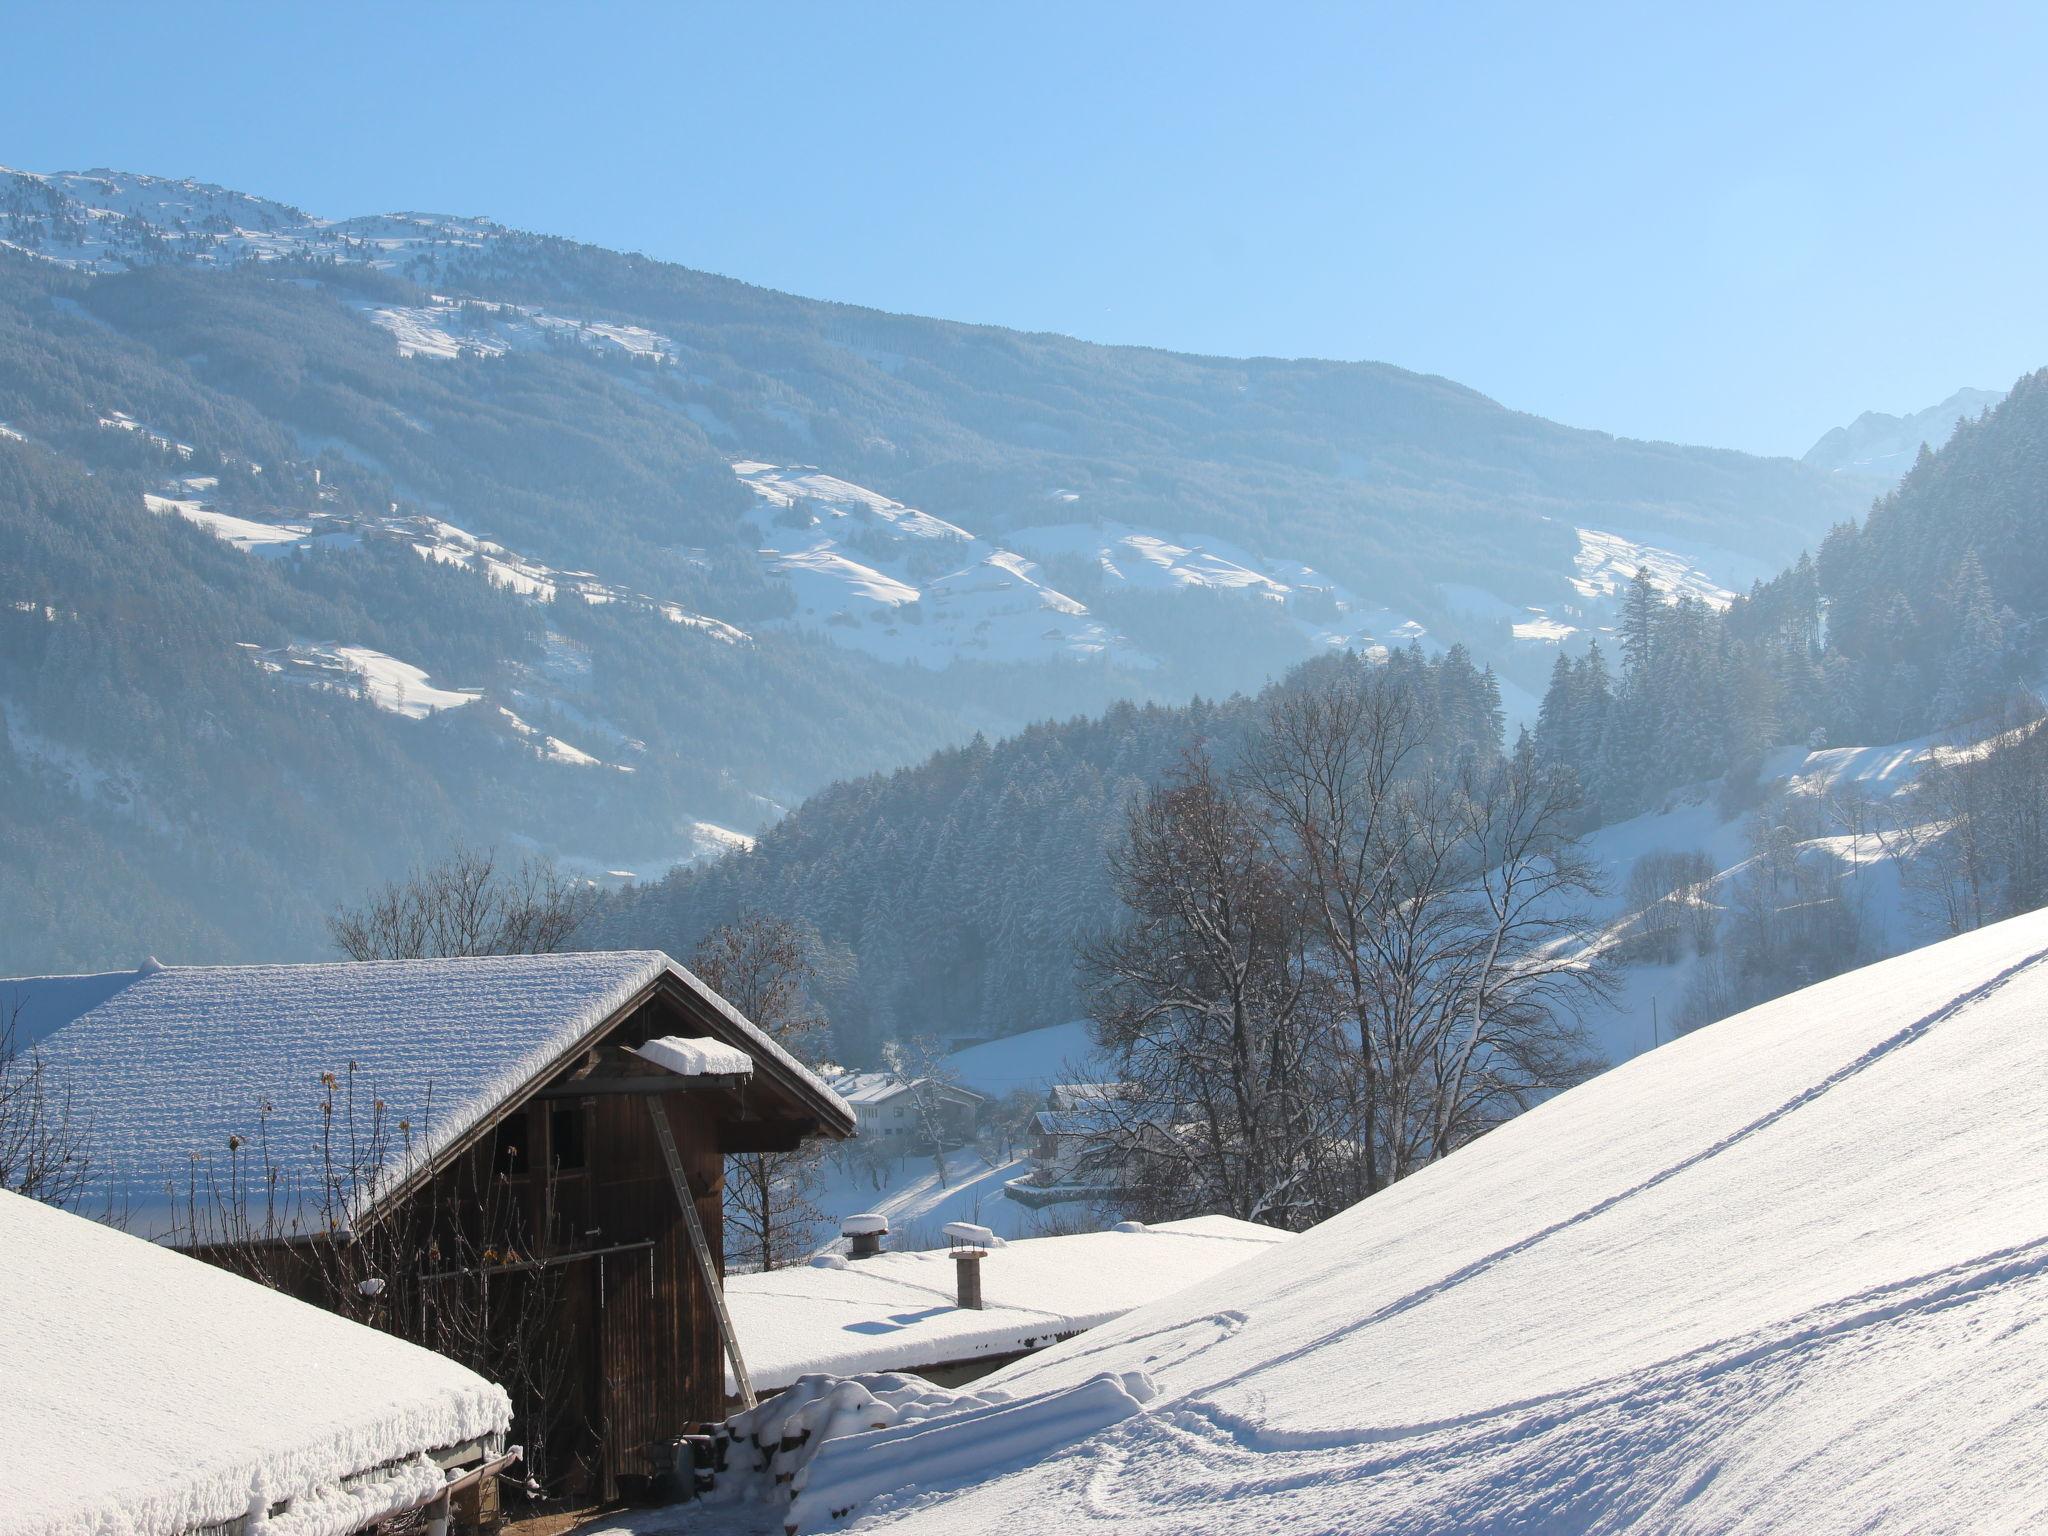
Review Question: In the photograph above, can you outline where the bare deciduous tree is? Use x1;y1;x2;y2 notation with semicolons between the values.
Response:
1086;675;1610;1227
328;844;596;961
1084;749;1339;1227
1624;848;1719;964
189;1070;575;1487
881;1031;970;1191
1246;666;1422;1203
0;1001;93;1209
692;914;829;1271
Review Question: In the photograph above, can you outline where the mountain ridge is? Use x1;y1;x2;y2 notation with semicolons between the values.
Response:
0;161;1872;973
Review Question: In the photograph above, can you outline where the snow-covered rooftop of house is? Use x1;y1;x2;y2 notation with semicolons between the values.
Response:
826;1071;982;1107
726;1215;1288;1393
847;907;2048;1534
22;951;849;1239
0;1189;509;1536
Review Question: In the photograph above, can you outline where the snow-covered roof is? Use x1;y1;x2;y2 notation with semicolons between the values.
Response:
1032;1101;1165;1137
24;951;851;1238
0;1189;510;1536
726;1215;1288;1392
828;1071;983;1107
0;966;147;1050
853;908;2048;1534
633;1034;753;1079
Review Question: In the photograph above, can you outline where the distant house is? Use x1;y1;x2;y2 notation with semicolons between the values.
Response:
1;1187;514;1536
16;951;855;1503
1011;1082;1167;1208
827;1070;983;1148
723;1215;1289;1397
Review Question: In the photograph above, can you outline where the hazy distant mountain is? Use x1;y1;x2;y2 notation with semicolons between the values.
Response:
1802;386;2005;482
0;163;1871;971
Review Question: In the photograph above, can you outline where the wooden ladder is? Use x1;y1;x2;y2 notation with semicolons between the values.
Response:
646;1098;757;1410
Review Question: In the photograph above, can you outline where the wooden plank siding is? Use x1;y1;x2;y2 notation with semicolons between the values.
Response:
187;971;847;1502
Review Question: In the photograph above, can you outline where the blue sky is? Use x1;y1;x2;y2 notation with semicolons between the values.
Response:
2;1;2042;456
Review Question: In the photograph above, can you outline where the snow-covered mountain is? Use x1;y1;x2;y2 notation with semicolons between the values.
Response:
1803;385;2006;482
0;160;1872;971
0;162;1857;682
840;910;2048;1533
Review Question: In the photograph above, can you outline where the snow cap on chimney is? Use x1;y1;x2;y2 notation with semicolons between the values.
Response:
137;956;165;975
842;1212;888;1259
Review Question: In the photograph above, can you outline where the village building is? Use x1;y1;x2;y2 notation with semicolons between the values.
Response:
824;1069;984;1148
1008;1081;1169;1209
723;1213;1288;1396
16;951;855;1504
1;1187;514;1536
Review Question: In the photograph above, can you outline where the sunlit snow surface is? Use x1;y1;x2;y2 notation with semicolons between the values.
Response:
0;1189;510;1536
841;911;2048;1535
731;463;1435;668
727;1216;1288;1392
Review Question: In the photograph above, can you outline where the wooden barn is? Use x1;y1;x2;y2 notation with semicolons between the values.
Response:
19;950;855;1504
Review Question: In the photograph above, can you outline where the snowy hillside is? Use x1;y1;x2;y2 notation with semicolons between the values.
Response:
0;159;1873;972
0;161;1852;697
845;911;2048;1534
1565;730;1954;1064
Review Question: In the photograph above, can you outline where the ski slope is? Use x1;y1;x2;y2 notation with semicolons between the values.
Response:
847;910;2048;1534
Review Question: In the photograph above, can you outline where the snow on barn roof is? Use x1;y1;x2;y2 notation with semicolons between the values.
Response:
726;1215;1288;1392
0;1188;510;1536
22;951;850;1239
0;966;147;1050
852;908;2048;1535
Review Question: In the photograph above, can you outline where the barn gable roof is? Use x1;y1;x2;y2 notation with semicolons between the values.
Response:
1;966;148;1050
24;950;852;1239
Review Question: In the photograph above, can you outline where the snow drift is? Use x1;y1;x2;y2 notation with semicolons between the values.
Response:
841;908;2048;1533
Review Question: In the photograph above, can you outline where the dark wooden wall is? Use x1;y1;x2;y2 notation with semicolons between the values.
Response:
189;977;828;1502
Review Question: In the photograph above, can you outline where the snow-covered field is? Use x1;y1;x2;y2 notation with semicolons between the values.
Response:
811;1149;1061;1251
1012;522;1431;658
356;295;673;363
943;1021;1106;1099
832;910;2048;1534
733;463;1126;667
245;640;480;720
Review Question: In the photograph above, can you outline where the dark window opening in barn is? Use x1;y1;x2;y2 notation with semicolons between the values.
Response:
550;1104;588;1173
493;1114;529;1181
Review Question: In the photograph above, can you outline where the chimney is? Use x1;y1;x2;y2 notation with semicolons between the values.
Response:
943;1220;996;1310
842;1213;888;1260
951;1248;984;1310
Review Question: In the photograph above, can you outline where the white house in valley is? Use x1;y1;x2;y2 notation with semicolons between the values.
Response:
826;1070;984;1149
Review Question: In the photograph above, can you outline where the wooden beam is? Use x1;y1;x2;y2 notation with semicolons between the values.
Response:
717;1118;818;1153
646;1098;757;1410
534;1074;751;1099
